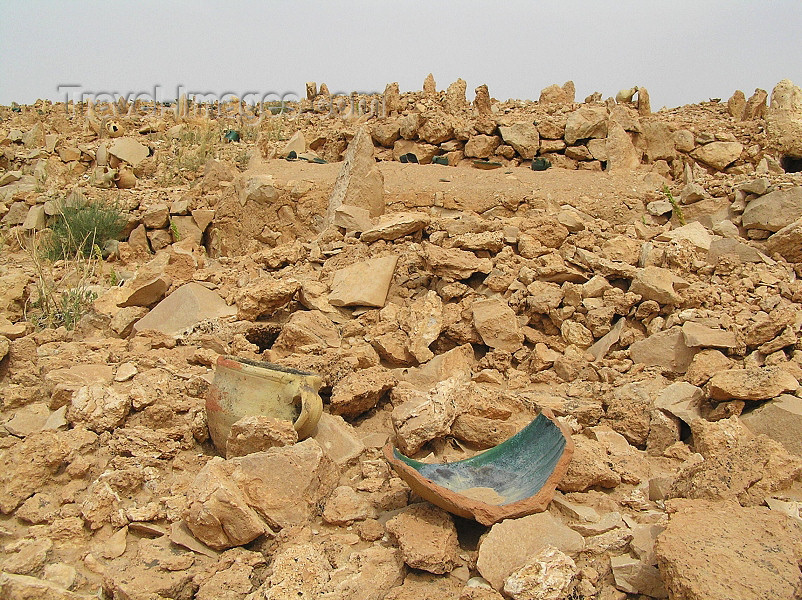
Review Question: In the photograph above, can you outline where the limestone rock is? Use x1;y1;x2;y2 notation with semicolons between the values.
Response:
391;377;464;454
657;221;713;251
328;255;398;308
279;130;305;158
708;367;798;401
765;78;802;158
393;139;439;164
655;498;802;600
610;555;667;598
444;78;468;113
630;266;688;305
629;326;698;373
465;135;501;159
604;377;667;446
184;439;338;548
0;431;71;513
503;545;577;600
477;512;584;591
0;572;94;600
133;282;236;336
235;275;299;320
498;122;540;160
564;106;608;145
728;90;747;119
361;212;430;243
225;415;298;459
669;417;802;506
312;412;366;466
742;186;802;232
766;217;802;262
424;242;492;280
66;384;130;432
372;120;401;147
558;436;621;492
239;174;278;206
539;83;573;105
325;126;384;222
108;137;149;167
681;321;737;349
690;141;743;171
334;204;373;232
322;485;372;525
741;394;802;456
330;366;397;418
687;349;734;386
386;504;460;574
654;382;704;424
472;298;524;352
272;309;341;355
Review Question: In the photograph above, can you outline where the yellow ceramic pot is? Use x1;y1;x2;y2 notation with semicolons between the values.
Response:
205;355;323;454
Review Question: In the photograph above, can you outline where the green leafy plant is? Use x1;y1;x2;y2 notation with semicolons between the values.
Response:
170;221;181;241
662;185;686;226
43;198;125;260
21;231;99;331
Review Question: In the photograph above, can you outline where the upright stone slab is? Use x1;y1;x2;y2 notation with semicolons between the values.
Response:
325;126;384;224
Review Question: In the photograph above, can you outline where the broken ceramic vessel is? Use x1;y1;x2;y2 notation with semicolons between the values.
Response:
206;355;323;454
384;409;573;525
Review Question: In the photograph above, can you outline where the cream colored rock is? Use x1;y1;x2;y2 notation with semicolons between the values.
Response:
655;498;802;600
330;366;397;418
225;415;298;459
325;126;384;221
423;242;493;280
630;266;689;305
708;367;798;401
499;122;540;159
472;298;524;352
386;504;460;574
108;137;149;167
328;255;398;308
741;394;802;456
766;217;802;262
132;282;236;336
0;431;71;514
361;212;430;243
565;106;608;145
66;384;130;433
690;141;743;171
235;275;299;320
477;512;584;591
390;377;464;454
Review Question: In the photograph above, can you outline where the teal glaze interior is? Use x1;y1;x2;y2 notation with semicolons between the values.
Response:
393;413;567;506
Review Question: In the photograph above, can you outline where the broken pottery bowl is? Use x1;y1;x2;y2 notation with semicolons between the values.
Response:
384;409;573;525
205;355;323;454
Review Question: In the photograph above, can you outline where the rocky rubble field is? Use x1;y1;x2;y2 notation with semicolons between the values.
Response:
1;76;802;600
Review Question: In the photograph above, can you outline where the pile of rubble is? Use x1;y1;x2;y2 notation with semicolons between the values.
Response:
1;77;802;600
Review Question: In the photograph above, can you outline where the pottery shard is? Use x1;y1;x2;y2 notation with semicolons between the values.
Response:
0;431;71;514
424;242;493;280
690;141;743;171
108;137;149;167
503;545;577;600
669;416;802;506
390;377;464;454
655;498;802;600
766;217;802;262
477;512;584;592
708;367;798;401
328;255;398;308
66;384;131;433
629;326;698;373
498;122;540;160
325;126;384;222
564;106;608;145
133;282;236;336
385;504;460;574
472;298;524;352
630;266;688;305
741;395;802;456
184;439;338;549
234;275;300;320
330;366;398;418
742;186;802;232
361;212;430;243
225;415;298;459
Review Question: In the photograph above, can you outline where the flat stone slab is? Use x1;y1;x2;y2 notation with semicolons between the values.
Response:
133;282;236;336
328;255;398;308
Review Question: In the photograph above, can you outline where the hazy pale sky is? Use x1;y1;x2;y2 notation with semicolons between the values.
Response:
1;0;800;109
